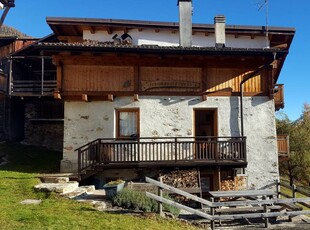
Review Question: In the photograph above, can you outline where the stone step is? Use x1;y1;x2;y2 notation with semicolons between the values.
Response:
61;185;96;199
34;181;79;194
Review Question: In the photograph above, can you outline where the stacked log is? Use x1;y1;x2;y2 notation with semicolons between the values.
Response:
161;169;199;188
221;179;236;191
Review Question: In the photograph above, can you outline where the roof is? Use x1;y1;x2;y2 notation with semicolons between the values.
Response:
46;17;295;49
35;41;287;57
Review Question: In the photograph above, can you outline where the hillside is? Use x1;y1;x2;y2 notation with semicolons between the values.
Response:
0;24;31;38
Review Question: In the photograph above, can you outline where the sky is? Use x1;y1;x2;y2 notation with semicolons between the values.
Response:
2;0;309;121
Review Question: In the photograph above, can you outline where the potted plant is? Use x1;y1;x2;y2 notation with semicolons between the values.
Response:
103;179;125;199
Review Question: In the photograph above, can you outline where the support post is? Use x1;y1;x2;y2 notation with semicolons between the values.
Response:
276;179;280;198
158;176;163;216
41;56;44;96
211;197;215;230
292;184;296;198
8;57;12;95
263;195;269;228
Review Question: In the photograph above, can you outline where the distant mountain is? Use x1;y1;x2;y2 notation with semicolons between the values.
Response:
0;25;31;38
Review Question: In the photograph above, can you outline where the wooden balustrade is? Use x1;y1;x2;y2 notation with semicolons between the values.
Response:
76;136;247;173
10;80;57;96
274;84;284;110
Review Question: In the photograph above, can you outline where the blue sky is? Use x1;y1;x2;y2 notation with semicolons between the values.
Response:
3;0;309;120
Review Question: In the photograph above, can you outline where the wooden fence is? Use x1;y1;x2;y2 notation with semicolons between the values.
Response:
145;177;310;230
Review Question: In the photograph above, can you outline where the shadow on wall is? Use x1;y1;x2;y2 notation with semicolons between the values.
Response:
230;97;241;136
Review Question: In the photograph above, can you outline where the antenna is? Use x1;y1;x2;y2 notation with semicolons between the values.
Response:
257;0;269;48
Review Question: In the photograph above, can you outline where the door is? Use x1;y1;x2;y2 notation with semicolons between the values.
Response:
194;109;217;159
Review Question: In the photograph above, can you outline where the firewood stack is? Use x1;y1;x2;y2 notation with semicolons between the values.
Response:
161;169;199;188
221;179;237;191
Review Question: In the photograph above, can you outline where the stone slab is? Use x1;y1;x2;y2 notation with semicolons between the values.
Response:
20;199;42;205
34;181;79;194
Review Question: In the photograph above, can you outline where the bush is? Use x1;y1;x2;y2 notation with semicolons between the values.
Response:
112;188;180;216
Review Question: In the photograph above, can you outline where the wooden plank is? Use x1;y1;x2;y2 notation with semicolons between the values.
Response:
213;210;310;221
215;205;282;213
145;177;213;207
209;189;276;198
146;192;213;220
211;197;310;208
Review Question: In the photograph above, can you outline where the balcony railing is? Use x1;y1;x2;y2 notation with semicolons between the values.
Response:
76;136;247;173
274;84;284;111
10;80;57;96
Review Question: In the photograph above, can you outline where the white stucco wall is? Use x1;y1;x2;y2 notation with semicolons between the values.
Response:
83;29;268;48
61;96;278;189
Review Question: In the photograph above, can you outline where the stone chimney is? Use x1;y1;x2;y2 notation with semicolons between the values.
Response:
214;15;226;48
178;0;192;47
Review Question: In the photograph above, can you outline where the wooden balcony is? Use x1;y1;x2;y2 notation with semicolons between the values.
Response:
76;137;247;174
274;84;284;111
9;80;57;96
277;134;289;156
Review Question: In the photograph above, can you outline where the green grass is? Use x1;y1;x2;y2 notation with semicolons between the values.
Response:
0;142;201;230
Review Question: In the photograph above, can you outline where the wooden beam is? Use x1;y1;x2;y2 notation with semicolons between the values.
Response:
82;94;88;102
108;94;113;101
202;95;207;101
133;94;139;101
53;91;62;100
106;26;112;34
89;26;96;34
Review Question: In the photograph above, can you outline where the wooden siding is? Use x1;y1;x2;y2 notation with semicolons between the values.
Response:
206;68;267;93
63;65;135;91
140;67;201;92
0;40;36;58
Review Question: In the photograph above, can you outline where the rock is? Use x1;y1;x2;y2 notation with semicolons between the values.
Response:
61;187;88;199
79;185;96;192
20;199;42;205
93;201;108;211
34;181;79;193
40;176;69;183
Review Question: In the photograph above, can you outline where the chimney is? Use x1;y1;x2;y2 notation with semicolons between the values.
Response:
178;0;192;47
214;15;226;48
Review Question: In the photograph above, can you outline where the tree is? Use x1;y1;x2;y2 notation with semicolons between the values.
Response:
276;103;310;185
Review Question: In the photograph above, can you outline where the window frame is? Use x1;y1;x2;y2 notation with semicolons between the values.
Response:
116;108;140;139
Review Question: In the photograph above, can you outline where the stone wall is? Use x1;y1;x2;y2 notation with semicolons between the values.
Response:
61;96;279;190
23;102;64;152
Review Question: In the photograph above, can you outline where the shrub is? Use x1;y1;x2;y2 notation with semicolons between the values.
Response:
112;188;180;216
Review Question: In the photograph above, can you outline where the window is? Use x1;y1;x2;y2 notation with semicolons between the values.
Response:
116;109;139;138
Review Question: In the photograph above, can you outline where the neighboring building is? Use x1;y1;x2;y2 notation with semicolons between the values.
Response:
0;0;294;194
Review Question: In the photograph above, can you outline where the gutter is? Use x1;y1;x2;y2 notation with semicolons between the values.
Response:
240;53;277;136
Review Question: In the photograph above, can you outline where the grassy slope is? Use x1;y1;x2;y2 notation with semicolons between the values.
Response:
0;143;200;230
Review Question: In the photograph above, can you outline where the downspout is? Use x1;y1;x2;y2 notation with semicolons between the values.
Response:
240;54;277;136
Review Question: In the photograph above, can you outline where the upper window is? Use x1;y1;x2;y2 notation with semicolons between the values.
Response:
116;109;139;138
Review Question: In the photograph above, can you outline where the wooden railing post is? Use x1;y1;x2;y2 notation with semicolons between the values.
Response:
263;195;269;228
276;179;280;198
78;149;81;173
292;184;296;198
158;176;163;216
137;138;140;162
174;137;178;162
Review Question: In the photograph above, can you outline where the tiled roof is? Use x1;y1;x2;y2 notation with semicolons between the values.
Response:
36;42;283;54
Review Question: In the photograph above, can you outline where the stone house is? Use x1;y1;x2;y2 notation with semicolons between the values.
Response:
0;0;294;194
